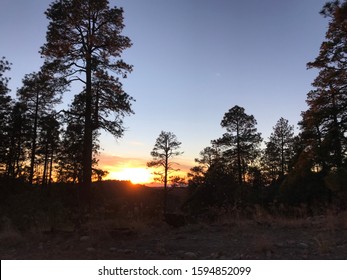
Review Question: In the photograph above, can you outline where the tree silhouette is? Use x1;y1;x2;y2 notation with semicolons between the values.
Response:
37;114;60;187
188;144;229;187
56;120;84;184
213;105;262;185
147;131;183;213
17;71;64;185
188;146;218;187
5;102;30;179
41;0;133;188
0;57;12;174
263;117;294;179
91;70;134;136
56;93;100;184
303;0;347;171
0;57;11;90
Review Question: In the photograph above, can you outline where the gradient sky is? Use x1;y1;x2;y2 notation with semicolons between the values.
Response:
0;0;329;181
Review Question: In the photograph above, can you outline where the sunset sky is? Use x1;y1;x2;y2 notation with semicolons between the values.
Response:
1;0;328;184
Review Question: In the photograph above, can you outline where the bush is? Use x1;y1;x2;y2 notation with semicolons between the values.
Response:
325;168;347;209
279;170;330;207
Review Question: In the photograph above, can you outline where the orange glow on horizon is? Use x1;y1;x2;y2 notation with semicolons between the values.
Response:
106;168;153;184
99;154;194;186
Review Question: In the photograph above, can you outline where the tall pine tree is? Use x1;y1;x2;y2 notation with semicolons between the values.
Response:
17;70;64;185
0;58;12;174
303;0;347;171
263;118;294;179
213;106;262;185
41;0;133;188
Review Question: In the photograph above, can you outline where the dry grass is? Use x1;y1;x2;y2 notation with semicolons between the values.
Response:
215;204;310;229
0;218;24;248
272;216;308;229
78;202;167;244
208;204;347;242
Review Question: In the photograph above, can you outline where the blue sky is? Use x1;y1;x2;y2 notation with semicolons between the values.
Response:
0;0;329;178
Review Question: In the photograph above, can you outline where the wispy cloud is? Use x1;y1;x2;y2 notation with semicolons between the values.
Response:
98;153;149;172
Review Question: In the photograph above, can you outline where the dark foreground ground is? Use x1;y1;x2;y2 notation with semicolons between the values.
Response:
1;213;347;260
1;181;347;260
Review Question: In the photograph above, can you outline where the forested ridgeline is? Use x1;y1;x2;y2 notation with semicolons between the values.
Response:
1;0;347;231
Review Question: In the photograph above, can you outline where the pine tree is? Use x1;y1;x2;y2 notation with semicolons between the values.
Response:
0;57;12;174
56;93;100;184
37;114;60;187
213;105;262;185
41;0;133;188
147;131;183;213
17;70;64;185
5;102;31;179
300;1;347;171
263;118;294;179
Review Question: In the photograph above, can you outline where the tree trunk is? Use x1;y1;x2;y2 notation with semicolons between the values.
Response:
163;141;169;214
15;138;21;178
48;146;54;187
82;52;93;190
236;122;242;185
331;91;343;168
42;140;49;187
281;136;285;176
6;133;15;178
29;90;39;186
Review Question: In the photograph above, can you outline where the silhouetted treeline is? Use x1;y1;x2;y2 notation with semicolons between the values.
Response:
186;1;347;213
0;0;133;187
1;1;347;218
0;179;164;231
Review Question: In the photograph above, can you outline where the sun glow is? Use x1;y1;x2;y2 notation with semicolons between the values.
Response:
108;168;153;184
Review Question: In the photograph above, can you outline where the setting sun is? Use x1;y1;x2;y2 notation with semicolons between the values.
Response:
108;168;153;184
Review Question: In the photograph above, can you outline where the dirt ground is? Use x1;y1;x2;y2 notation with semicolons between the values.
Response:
1;214;347;260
